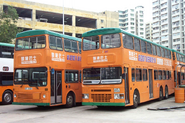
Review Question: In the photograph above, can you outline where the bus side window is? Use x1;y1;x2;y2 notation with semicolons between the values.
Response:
165;49;168;58
147;42;152;54
143;69;147;81
156;46;161;57
122;34;133;50
154;70;158;80
136;68;142;81
141;40;146;53
161;48;164;58
158;70;162;80
152;44;156;55
132;68;135;82
134;38;140;52
163;70;166;80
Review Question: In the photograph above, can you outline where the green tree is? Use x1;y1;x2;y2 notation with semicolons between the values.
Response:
0;6;22;43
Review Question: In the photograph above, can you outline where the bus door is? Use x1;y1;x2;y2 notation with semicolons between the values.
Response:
124;67;130;104
51;70;62;104
148;69;153;98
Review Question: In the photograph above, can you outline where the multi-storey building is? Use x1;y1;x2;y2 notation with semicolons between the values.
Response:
145;22;153;41
118;6;145;38
0;0;119;38
152;0;185;53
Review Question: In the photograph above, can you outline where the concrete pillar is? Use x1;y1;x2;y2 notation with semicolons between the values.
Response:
72;32;75;37
32;9;36;21
72;15;76;26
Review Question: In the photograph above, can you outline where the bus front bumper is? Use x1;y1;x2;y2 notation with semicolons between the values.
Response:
82;102;125;106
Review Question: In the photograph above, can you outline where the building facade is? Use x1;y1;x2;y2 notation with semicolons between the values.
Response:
0;0;119;38
118;6;145;38
145;22;153;41
152;0;185;53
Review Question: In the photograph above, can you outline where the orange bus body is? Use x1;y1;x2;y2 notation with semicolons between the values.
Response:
13;30;82;107
82;28;175;107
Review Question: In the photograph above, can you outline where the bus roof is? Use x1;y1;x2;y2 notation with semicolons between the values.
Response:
0;42;14;47
82;28;172;51
16;30;81;42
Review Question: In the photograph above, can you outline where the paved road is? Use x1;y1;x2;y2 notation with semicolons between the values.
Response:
1;96;185;123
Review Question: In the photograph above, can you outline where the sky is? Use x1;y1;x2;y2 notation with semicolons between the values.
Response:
26;0;153;22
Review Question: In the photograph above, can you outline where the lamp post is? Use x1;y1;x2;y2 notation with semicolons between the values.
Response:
63;0;64;34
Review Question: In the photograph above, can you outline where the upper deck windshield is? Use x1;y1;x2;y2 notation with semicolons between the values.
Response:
15;36;46;50
83;67;122;84
83;36;99;50
101;34;121;48
83;34;121;51
14;67;47;87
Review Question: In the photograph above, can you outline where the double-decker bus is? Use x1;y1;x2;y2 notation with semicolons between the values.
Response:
0;43;14;104
172;50;185;87
81;28;174;108
13;30;82;107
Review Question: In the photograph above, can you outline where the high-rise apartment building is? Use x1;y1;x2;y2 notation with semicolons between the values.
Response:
145;22;153;41
152;0;185;53
118;6;145;38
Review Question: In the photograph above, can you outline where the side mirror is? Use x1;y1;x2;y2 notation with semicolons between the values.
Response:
122;73;126;79
51;68;55;74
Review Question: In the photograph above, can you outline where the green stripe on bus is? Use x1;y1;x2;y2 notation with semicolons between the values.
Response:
12;102;50;106
82;102;125;106
16;30;81;42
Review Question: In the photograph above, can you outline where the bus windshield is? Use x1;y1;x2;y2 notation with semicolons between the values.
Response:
14;67;47;86
101;34;121;49
83;36;99;50
83;67;122;84
15;36;46;50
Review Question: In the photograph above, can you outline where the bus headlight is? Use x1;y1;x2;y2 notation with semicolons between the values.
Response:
43;94;46;98
82;94;89;99
114;88;120;92
114;94;120;99
14;94;16;98
114;94;124;99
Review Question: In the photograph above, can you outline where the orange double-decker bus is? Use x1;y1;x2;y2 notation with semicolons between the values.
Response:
172;50;185;87
0;43;14;104
13;30;82;107
81;28;174;108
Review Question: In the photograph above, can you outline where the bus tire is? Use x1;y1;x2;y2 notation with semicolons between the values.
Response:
165;86;168;99
158;87;163;101
66;93;74;108
132;90;139;108
2;90;13;105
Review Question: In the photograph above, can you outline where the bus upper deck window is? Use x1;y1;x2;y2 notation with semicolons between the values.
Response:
101;34;120;49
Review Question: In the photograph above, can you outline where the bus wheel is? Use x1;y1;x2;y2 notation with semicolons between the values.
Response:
158;87;163;101
2;90;13;105
66;94;73;108
165;86;168;99
132;91;139;108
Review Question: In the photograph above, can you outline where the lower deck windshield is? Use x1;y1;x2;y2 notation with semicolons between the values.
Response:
83;67;122;84
14;67;47;86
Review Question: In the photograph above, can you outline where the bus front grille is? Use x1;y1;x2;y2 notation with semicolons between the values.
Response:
18;93;32;99
91;94;111;102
